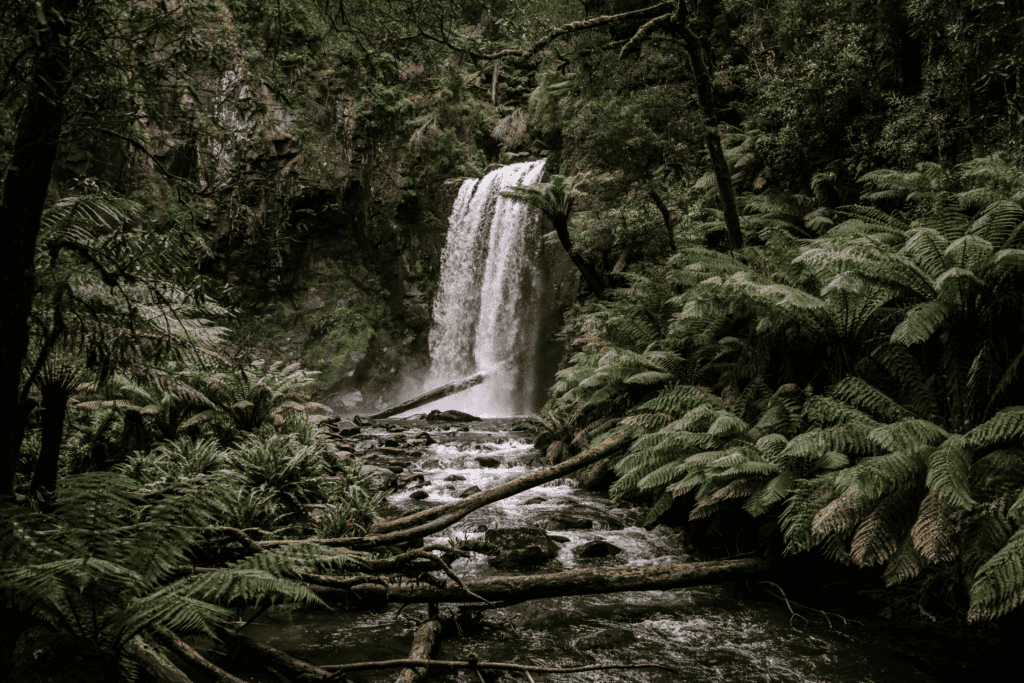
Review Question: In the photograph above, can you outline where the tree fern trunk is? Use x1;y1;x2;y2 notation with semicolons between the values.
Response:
30;388;68;496
0;0;78;497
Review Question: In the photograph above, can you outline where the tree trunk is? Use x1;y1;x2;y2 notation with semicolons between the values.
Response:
648;190;677;253
29;388;68;496
552;216;605;298
0;0;78;497
491;60;499;105
125;636;194;683
370;372;487;419
673;2;742;250
335;559;768;605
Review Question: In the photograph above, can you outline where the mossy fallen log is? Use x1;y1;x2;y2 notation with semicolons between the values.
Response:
369;372;487;419
323;558;769;606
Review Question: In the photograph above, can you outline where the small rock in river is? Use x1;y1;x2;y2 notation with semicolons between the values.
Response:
485;527;559;569
523;497;546;505
444;474;466;482
576;628;637;651
335;420;360;436
384;438;400;447
413;431;436;445
459;486;482;498
547;514;594;531
410;490;429;500
574;540;623;558
476;456;501;468
548;535;570;543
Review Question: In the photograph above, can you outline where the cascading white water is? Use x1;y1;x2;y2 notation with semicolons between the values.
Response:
424;160;547;416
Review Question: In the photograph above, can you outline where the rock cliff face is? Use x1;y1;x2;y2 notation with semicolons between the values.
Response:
48;0;577;412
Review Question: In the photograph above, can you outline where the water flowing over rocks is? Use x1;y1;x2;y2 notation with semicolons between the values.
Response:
239;417;968;683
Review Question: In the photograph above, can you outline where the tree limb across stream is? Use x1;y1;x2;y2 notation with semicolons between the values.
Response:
307;558;768;605
369;372;487;419
257;427;635;549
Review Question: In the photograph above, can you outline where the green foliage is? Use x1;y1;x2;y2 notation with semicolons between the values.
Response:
550;154;1024;621
181;361;322;436
0;472;325;675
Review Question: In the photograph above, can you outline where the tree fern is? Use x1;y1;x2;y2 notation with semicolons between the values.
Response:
968;527;1024;621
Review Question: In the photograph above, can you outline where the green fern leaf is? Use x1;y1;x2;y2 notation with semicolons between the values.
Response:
968;527;1024;621
911;490;960;563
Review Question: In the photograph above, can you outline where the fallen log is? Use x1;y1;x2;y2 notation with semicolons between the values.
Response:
126;636;194;683
370;373;487;419
156;627;250;683
394;619;442;683
316;558;768;606
258;427;635;551
369;427;635;537
219;627;332;682
322;659;679;677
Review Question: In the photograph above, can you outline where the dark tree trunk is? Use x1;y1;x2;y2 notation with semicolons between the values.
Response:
29;388;68;495
672;2;743;250
648;190;677;253
0;0;78;497
552;215;606;298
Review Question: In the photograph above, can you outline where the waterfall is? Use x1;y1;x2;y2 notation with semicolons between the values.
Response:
425;160;547;416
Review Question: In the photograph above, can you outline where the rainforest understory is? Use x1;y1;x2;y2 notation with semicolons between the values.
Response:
4;0;1024;681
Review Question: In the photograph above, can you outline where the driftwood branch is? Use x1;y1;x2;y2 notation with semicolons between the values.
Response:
219;628;332;681
394;619;442;683
126;636;194;683
370;372;487;419
422;2;673;61
156;627;250;683
324;659;678;677
296;558;768;608
370;427;635;536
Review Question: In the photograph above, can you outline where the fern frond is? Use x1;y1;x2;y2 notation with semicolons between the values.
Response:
850;483;924;567
968;527;1024;621
883;535;924;586
910;489;960;563
966;407;1024;450
829;377;914;421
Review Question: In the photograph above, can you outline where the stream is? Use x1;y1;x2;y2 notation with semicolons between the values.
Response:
242;419;965;682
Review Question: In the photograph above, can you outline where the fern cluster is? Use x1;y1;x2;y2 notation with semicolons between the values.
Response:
0;472;338;678
546;154;1024;621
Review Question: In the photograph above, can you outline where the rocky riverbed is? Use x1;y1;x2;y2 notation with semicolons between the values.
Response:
225;416;1024;683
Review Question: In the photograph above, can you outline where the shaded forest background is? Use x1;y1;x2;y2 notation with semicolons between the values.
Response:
4;0;1024;678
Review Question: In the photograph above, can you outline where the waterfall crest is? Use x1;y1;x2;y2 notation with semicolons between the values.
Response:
425;160;547;416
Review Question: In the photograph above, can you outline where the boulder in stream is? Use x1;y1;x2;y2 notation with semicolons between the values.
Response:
476;456;502;468
413;431;437;445
546;441;569;465
362;466;398;491
485;527;559;569
574;540;623;558
335;419;361;436
576;628;638;651
424;409;482;422
459;485;483;498
546;514;594;531
409;490;429;500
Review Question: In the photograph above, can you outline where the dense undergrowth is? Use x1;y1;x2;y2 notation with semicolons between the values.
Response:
539;156;1024;623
